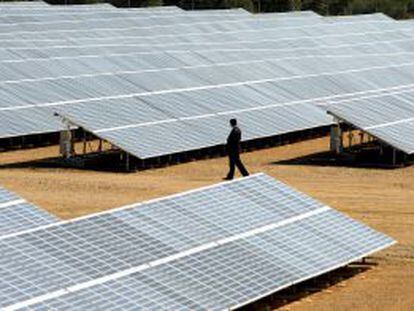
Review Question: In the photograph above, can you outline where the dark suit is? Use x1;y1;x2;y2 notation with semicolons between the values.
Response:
226;126;249;179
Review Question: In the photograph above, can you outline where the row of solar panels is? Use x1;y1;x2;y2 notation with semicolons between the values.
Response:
0;14;401;42
0;173;395;310
1;4;414;157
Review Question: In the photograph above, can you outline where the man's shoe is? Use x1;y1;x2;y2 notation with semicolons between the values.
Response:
223;177;233;181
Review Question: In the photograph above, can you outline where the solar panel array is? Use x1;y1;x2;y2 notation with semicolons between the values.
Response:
326;89;414;154
0;185;57;236
52;53;414;158
0;173;394;310
1;2;414;158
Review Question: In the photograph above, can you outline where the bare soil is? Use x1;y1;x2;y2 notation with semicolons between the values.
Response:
0;136;413;310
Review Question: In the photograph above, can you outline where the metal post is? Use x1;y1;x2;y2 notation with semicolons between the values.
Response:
59;120;73;159
83;130;87;155
125;152;130;171
348;131;353;150
359;132;364;144
98;139;103;152
392;148;397;166
330;118;343;154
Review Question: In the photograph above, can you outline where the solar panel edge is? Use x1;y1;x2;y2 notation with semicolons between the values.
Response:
0;198;26;209
0;173;265;241
229;239;396;310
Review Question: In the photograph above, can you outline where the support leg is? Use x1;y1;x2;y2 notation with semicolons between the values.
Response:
348;131;353;150
392;148;397;166
83;131;87;155
125;153;130;172
330;121;343;154
59;122;73;159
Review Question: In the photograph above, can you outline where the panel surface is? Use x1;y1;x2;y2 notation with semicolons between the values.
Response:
0;186;57;236
0;173;394;310
53;54;414;159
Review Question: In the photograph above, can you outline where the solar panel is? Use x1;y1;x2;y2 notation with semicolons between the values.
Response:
0;18;408;61
48;54;414;159
0;14;398;40
0;173;394;310
0;185;57;236
326;89;414;154
0;7;414;155
2;20;412;60
0;14;266;35
0;49;413;140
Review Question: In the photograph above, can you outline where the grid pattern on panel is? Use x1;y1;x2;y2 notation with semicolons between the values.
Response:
1;6;414;142
0;186;57;236
0;173;395;310
326;89;414;154
53;52;414;159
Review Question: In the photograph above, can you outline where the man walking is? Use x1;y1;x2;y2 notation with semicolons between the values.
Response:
224;118;249;180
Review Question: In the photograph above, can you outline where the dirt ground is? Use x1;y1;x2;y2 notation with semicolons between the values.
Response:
0;136;413;310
